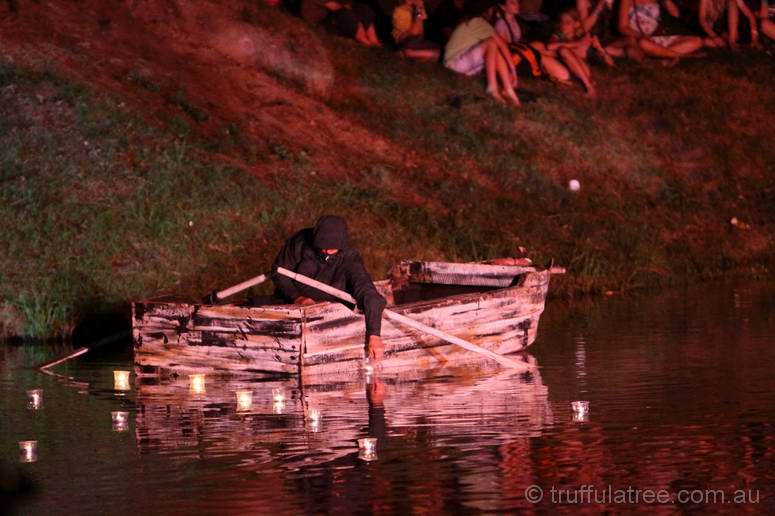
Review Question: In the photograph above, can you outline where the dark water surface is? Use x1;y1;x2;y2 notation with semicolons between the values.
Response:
2;281;774;514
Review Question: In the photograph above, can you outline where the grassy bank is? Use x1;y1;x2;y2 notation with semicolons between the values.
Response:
1;25;773;338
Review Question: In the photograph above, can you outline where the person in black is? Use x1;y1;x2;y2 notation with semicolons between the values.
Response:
271;215;387;361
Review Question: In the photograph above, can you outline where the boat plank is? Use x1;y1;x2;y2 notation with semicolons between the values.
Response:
133;268;552;377
135;339;298;375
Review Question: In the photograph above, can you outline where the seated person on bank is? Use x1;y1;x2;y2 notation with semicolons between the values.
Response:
444;0;521;107
271;215;387;361
392;0;441;59
302;0;382;46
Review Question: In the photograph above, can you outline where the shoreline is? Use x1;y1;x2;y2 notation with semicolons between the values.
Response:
1;4;773;339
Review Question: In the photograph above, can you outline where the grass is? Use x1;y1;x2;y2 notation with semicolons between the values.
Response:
1;14;774;338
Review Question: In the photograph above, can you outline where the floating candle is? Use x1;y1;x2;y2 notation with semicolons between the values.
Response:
27;389;43;410
19;440;38;463
189;374;206;394
113;370;131;391
236;390;253;412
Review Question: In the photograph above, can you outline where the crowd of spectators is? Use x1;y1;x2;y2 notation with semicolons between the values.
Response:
279;0;774;104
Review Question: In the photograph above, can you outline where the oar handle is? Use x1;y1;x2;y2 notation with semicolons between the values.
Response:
276;267;357;304
37;347;89;371
34;329;130;371
214;272;269;301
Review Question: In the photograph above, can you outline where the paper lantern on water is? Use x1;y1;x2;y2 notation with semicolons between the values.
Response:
27;389;43;410
113;370;131;391
236;390;253;412
19;441;38;463
189;374;206;394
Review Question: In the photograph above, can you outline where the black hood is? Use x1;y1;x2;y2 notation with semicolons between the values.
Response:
312;215;349;250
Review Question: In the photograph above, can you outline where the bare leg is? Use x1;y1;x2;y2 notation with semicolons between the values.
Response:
605;39;627;57
559;47;595;95
354;25;372;46
639;38;685;58
728;0;740;47
484;40;505;103
666;36;704;55
366;24;382;47
610;37;645;61
402;48;440;60
494;52;521;106
763;19;775;41
541;55;572;83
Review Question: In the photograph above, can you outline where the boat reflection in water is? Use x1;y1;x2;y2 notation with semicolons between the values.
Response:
133;355;552;472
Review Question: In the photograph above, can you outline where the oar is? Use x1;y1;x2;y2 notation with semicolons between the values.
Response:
35;329;130;371
206;272;270;303
276;267;532;371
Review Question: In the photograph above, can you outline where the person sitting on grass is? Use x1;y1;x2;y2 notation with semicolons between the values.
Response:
576;0;643;60
392;0;441;59
494;0;574;85
544;8;615;96
699;0;761;48
444;0;522;107
271;215;387;362
618;0;705;63
301;0;382;47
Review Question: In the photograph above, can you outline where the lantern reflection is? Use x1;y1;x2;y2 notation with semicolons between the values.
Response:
572;400;589;422
307;407;322;432
357;437;378;462
236;390;253;412
19;440;38;463
27;389;43;410
189;374;206;394
113;370;131;391
112;411;129;432
272;388;285;403
273;400;286;414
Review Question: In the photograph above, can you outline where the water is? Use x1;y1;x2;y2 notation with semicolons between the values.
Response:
2;281;774;514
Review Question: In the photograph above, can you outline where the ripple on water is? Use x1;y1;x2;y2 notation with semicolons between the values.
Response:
2;281;774;513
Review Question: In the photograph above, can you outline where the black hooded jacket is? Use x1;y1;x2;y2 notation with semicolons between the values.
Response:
271;216;387;336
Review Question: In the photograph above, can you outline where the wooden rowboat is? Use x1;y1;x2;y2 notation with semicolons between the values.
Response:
132;259;557;379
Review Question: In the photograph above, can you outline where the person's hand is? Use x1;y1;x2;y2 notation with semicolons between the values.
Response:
367;335;384;361
367;378;386;406
294;296;316;306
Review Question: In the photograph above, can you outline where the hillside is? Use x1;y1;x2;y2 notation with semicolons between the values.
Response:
0;0;773;338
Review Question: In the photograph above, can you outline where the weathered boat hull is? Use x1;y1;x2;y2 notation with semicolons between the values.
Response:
132;263;551;378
